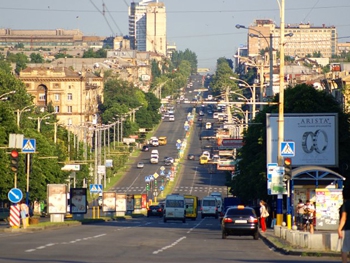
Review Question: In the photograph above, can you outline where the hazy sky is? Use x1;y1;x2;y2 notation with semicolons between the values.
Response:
1;1;349;71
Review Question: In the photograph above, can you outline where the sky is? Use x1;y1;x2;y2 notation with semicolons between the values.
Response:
1;0;350;71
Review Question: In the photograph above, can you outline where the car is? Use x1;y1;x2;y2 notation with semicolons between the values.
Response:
164;157;174;165
147;204;164;217
187;154;195;160
142;145;150;152
137;162;144;168
199;111;204;116
197;117;203;122
221;205;259;240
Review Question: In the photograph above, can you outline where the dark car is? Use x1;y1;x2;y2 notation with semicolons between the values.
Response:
147;205;164;217
221;205;259;240
142;145;150;152
187;154;195;160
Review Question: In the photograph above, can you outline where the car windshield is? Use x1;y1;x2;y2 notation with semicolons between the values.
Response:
166;200;184;207
203;200;216;206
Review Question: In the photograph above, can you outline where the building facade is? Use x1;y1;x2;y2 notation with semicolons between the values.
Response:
128;0;166;55
18;66;104;130
247;19;337;58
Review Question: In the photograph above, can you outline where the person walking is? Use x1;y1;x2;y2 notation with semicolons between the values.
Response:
259;200;269;232
19;201;29;229
296;199;304;230
338;189;350;263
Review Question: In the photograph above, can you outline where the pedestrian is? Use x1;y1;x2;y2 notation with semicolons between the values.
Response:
259;200;269;232
19;201;29;229
338;188;350;263
303;200;315;234
296;199;304;230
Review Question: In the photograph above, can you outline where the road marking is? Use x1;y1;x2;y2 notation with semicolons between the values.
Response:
25;234;106;253
152;236;186;254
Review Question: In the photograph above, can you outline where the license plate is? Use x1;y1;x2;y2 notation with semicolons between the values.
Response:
235;220;247;223
168;212;173;216
152;209;156;212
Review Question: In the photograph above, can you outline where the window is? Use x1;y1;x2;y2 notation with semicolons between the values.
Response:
67;118;72;125
67;106;72;113
54;106;60;113
38;93;46;101
67;93;73;100
54;94;60;101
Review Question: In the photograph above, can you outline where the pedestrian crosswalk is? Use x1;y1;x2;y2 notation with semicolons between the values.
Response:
110;185;225;194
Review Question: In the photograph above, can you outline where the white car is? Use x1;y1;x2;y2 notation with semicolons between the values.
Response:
137;162;144;168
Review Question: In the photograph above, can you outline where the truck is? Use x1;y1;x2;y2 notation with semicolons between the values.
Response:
158;136;167;146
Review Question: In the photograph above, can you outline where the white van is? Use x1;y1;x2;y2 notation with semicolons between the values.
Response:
213;112;219;119
151;149;159;156
163;194;186;223
210;192;223;213
150;154;159;164
201;196;218;219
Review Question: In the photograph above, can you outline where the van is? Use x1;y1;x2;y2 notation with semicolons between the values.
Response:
150;155;159;164
184;195;198;220
201;196;218;219
163;194;186;223
210;192;223;213
150;137;159;147
151;149;159;156
205;122;212;130
213;112;219;119
158;136;167;146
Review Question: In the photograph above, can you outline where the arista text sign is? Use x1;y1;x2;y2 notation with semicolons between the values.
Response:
266;113;338;166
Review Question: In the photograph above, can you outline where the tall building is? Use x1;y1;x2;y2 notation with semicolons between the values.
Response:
128;0;166;55
247;19;337;58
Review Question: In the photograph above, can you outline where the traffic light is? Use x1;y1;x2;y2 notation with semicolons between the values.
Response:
154;180;158;187
146;183;150;191
10;150;19;172
283;157;292;180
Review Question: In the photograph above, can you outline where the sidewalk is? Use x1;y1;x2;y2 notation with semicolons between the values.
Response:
259;228;341;257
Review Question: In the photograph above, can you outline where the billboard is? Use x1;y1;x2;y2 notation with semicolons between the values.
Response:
47;184;67;214
266;113;338;166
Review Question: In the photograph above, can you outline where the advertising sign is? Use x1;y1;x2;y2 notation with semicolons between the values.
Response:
116;194;126;212
217;138;244;149
267;164;287;195
315;188;343;230
70;188;87;214
47;184;67;214
266;113;338;166
216;159;236;171
134;194;142;209
102;192;116;212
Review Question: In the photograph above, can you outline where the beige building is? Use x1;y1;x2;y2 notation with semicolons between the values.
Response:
18;66;104;130
146;2;167;55
247;19;337;58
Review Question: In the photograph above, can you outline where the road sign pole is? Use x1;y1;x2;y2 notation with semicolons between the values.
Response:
26;153;30;205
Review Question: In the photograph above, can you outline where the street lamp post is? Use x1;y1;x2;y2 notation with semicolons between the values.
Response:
0;90;16;100
28;112;56;132
230;77;256;120
16;105;34;129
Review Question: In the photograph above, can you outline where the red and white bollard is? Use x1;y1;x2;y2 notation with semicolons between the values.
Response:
9;204;20;228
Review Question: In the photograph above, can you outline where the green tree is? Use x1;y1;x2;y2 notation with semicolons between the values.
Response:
30;53;44;63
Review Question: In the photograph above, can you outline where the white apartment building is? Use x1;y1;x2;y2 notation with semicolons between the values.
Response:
128;0;167;56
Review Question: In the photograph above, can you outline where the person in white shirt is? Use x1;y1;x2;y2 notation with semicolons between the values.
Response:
303;200;315;234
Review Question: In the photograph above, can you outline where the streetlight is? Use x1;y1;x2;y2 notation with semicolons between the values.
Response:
16;105;35;128
0;90;16;100
230;77;256;119
28;112;56;132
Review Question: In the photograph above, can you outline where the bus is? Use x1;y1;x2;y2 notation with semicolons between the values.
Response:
184;195;198;220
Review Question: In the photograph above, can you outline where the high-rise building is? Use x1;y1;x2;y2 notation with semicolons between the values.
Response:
128;0;166;55
247;19;337;58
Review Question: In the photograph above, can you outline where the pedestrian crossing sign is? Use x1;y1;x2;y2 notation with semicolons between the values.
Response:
22;138;36;153
89;184;103;193
280;141;295;157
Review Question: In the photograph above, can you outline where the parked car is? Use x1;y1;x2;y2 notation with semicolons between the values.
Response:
221;205;259;240
147;205;164;217
142;145;150;152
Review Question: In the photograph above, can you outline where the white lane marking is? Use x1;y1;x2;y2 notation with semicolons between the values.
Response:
25;234;107;253
187;220;203;234
152;236;186;254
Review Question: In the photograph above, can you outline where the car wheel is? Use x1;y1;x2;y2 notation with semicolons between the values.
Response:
253;231;259;240
222;231;227;239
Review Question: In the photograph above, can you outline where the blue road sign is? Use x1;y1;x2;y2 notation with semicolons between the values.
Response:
280;141;295;157
8;188;23;203
89;184;103;193
22;138;36;153
159;186;164;191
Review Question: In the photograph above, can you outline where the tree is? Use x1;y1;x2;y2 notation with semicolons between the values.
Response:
231;84;350;203
30;53;44;63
